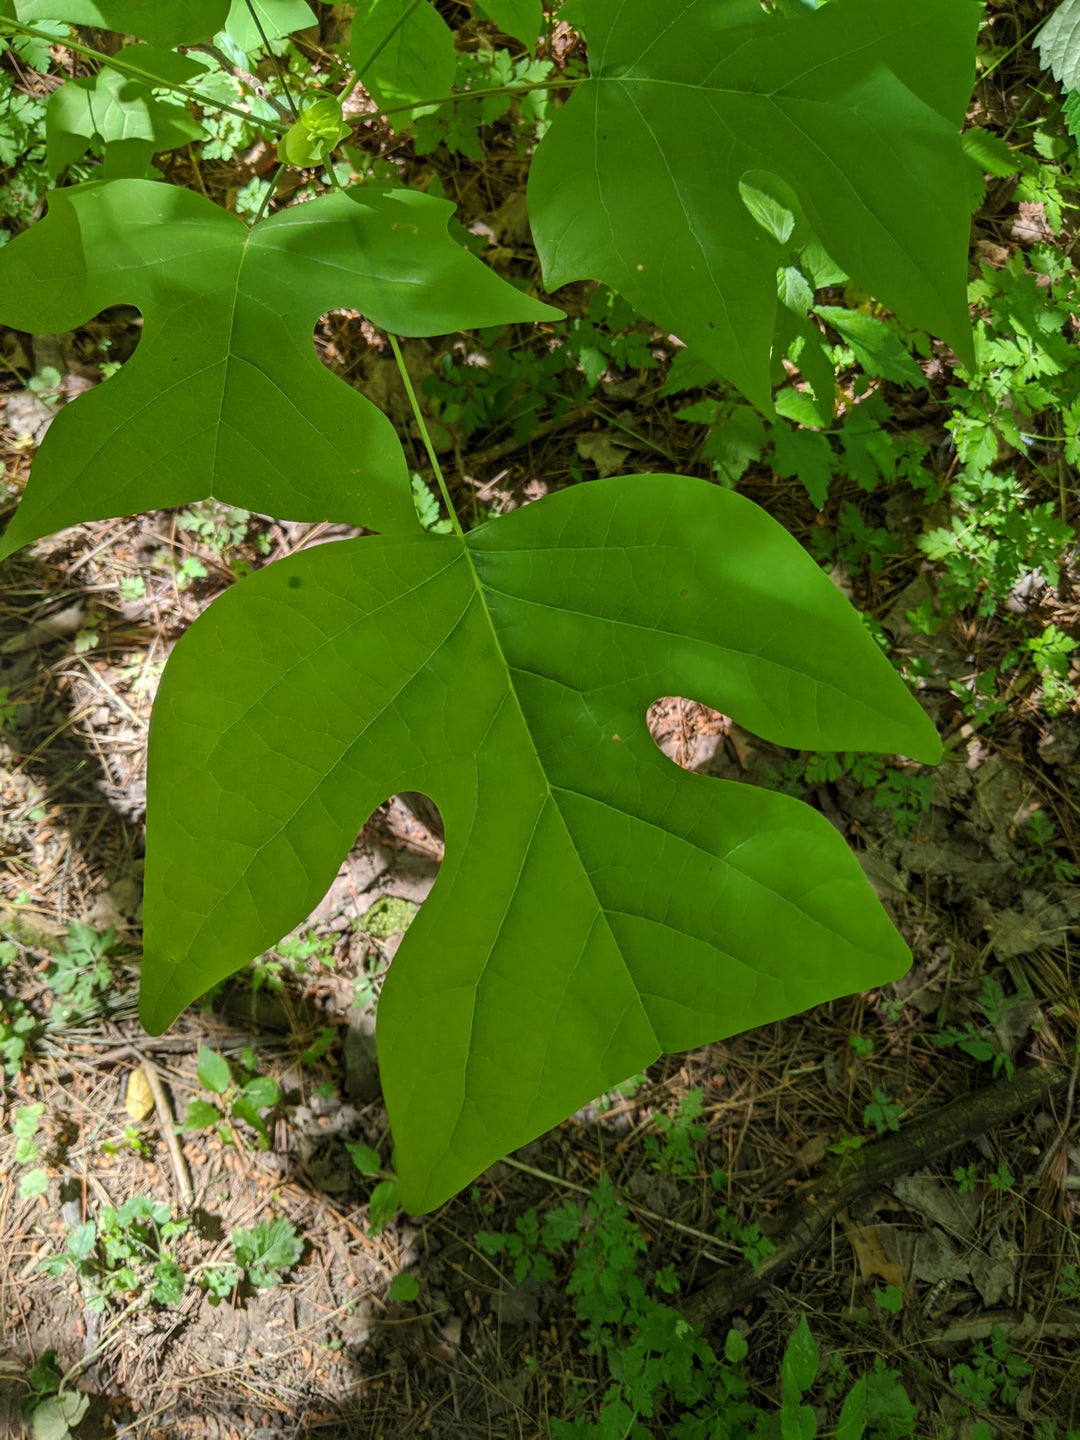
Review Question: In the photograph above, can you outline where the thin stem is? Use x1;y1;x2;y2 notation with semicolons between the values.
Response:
341;0;427;107
0;17;283;132
59;1292;147;1392
388;334;464;539
250;162;285;225
244;0;300;120
380;74;588;119
978;17;1046;81
189;42;291;120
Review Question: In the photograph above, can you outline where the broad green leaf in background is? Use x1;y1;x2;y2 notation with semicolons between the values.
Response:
528;0;978;412
140;475;940;1212
223;0;317;51
814;306;926;388
351;0;456;120
46;57;205;178
1037;0;1080;92
14;0;229;44
772;425;833;509
0;181;559;560
478;0;544;47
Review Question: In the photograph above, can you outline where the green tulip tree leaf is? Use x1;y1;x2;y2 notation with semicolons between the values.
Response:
15;0;229;44
528;0;978;412
46;56;206;179
140;475;940;1212
223;0;316;51
479;0;543;47
0;180;559;559
350;0;456;120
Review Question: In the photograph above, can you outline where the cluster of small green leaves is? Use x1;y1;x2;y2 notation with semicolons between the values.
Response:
10;1100;49;1198
766;751;934;839
643;1087;707;1177
952;1325;1032;1419
933;975;1023;1081
711;1170;776;1268
423;286;658;448
180;1044;282;1149
1015;809;1079;886
668;309;931;512
477;1174;916;1438
40;1194;189;1311
36;1182;302;1311
202;1215;303;1303
922;248;1076;613
0;937;35;1074
413;45;556;159
44;921;125;1025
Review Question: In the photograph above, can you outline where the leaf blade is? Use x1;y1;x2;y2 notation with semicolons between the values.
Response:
0;182;559;558
141;477;939;1211
528;0;978;409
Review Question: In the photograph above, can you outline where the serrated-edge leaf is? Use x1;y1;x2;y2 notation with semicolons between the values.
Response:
1037;0;1080;91
962;126;1021;179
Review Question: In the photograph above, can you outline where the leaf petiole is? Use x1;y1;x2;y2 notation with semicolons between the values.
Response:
388;333;464;539
379;75;588;119
242;0;300;120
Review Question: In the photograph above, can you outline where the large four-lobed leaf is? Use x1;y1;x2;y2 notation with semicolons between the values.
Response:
140;475;940;1211
529;0;979;411
0;181;559;559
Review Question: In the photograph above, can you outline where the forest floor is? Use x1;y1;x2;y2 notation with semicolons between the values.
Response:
1;7;1080;1439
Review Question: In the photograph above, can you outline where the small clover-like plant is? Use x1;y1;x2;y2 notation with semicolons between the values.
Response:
0;0;980;1213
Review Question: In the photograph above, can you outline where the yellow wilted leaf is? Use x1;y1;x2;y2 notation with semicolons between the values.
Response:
125;1066;154;1122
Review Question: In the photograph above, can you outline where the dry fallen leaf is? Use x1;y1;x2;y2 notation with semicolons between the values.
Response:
838;1213;906;1288
125;1065;155;1122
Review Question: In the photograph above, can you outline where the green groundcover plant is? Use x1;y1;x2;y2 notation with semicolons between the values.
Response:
0;0;978;1211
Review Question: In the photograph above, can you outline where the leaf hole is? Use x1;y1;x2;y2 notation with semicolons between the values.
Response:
314;311;438;436
647;697;728;772
3;304;143;416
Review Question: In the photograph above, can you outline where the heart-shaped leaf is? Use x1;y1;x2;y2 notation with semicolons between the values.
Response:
140;475;939;1212
46;60;206;178
529;0;978;411
350;0;457;119
0;181;559;558
224;0;316;51
15;0;229;45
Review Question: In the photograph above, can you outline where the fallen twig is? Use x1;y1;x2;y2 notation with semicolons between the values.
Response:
132;1051;194;1210
682;1062;1069;1330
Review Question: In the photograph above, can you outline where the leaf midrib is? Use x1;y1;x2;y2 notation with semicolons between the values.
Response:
433;536;662;1136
